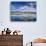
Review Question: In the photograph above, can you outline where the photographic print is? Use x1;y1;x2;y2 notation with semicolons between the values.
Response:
10;1;36;21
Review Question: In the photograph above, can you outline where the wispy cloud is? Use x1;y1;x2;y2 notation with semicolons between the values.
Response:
11;5;36;12
10;4;16;11
11;2;36;12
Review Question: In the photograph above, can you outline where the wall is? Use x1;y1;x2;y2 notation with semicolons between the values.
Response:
0;0;46;45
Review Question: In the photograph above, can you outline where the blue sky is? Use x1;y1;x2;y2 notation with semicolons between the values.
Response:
10;2;36;10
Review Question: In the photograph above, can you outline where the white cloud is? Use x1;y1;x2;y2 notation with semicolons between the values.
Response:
19;5;36;12
11;5;36;12
11;5;16;11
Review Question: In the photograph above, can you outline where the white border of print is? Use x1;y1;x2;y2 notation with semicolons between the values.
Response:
11;0;36;1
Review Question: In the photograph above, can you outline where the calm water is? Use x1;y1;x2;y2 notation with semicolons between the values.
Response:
10;14;36;21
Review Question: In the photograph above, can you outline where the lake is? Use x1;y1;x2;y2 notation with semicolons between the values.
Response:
10;14;36;21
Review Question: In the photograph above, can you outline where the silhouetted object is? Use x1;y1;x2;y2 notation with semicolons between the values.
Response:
4;29;5;31
6;28;11;35
31;42;32;46
13;30;18;35
2;29;5;35
2;31;4;35
13;31;17;35
13;30;22;35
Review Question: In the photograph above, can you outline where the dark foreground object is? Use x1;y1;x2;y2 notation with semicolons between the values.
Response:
0;35;23;46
